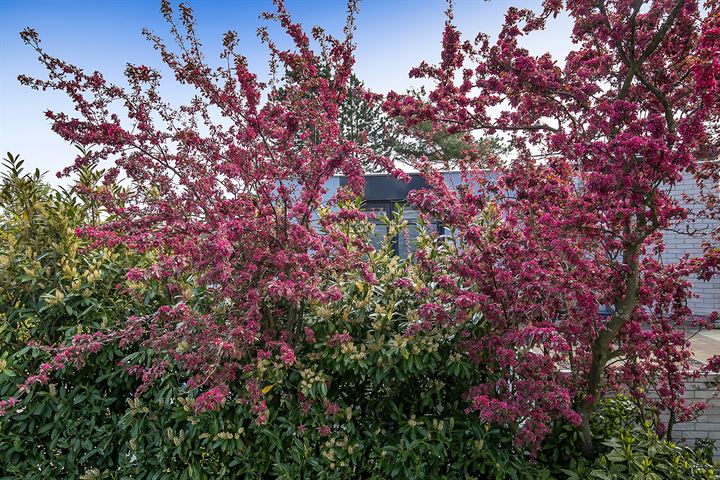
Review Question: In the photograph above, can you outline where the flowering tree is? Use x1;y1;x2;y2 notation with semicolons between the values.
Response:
4;0;720;470
384;0;720;456
9;0;412;420
696;4;720;286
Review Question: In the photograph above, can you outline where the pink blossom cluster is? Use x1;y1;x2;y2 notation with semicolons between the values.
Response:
193;384;229;413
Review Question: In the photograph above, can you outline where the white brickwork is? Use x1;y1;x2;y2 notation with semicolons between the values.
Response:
661;172;719;317
668;375;720;457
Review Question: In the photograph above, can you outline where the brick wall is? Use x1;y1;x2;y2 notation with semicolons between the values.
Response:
660;171;720;317
667;375;720;458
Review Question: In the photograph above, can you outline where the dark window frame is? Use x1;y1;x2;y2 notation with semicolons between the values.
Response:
341;174;445;256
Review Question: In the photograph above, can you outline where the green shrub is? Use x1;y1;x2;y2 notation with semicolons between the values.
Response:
562;396;718;480
109;231;549;479
0;155;165;478
2;156;717;479
0;168;546;479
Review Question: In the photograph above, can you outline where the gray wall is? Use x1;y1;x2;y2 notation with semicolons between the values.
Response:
666;375;720;457
661;172;720;317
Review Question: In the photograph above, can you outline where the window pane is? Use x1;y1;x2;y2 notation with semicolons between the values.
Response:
397;207;440;258
364;204;389;251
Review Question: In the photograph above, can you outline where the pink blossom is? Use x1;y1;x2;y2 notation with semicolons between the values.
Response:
194;384;229;413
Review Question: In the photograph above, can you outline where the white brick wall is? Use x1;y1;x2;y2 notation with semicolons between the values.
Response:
660;172;720;317
667;375;720;457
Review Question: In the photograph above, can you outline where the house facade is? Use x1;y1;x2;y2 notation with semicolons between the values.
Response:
324;170;719;318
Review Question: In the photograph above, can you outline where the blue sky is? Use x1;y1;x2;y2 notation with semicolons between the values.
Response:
1;0;572;181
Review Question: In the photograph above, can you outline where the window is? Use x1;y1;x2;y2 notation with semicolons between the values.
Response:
363;201;392;252
361;200;442;258
340;173;449;258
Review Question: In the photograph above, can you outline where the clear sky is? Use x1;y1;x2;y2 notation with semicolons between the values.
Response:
0;0;572;182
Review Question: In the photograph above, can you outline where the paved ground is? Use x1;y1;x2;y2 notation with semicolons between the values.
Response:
688;328;720;365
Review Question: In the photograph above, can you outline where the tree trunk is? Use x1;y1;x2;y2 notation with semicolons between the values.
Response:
578;244;641;458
